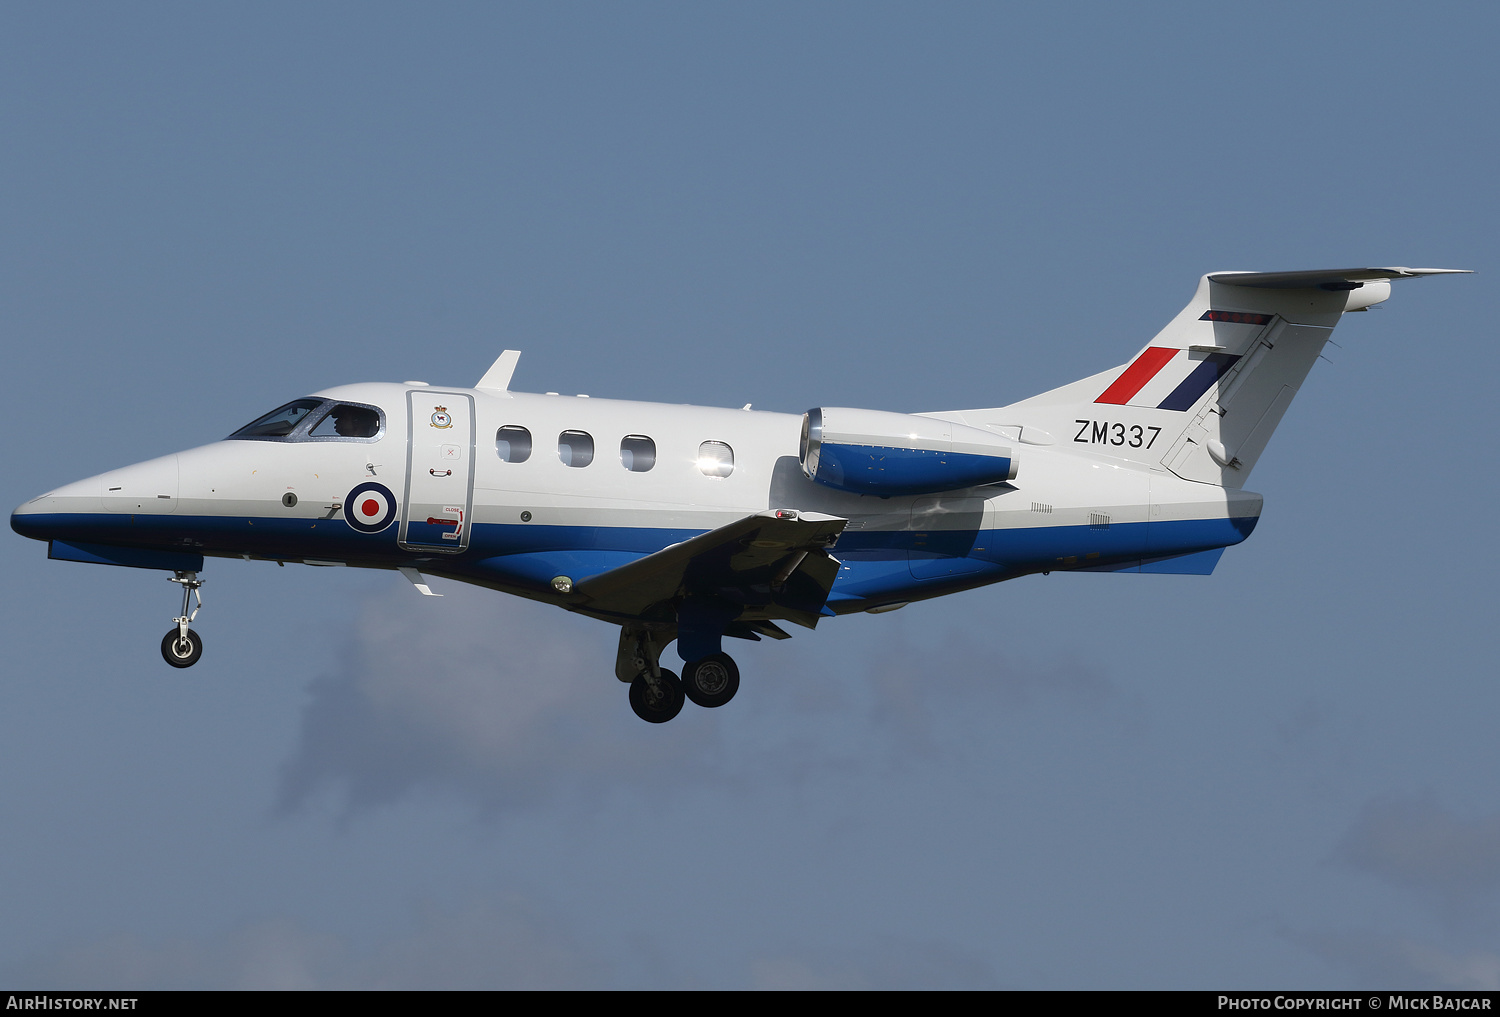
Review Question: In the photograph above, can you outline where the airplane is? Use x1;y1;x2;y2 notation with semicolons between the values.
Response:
11;266;1468;723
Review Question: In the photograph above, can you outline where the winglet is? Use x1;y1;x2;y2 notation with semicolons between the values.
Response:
475;350;522;392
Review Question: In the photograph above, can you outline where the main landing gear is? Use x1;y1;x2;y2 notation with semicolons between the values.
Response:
682;653;740;709
618;628;741;724
629;659;739;723
160;571;205;668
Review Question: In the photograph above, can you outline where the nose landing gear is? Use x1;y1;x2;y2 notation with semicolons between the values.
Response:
160;571;205;668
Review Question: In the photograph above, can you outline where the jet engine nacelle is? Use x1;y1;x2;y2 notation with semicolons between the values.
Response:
799;407;1018;497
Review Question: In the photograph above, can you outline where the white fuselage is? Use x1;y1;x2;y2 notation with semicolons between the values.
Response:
13;381;1260;619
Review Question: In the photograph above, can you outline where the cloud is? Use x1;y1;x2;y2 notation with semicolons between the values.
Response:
1290;794;1500;988
15;905;1003;990
1292;930;1500;991
276;584;1119;817
276;582;716;816
14;901;605;990
860;624;1114;758
750;937;1002;990
1337;793;1500;905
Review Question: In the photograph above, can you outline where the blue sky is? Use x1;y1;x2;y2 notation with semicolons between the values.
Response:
2;3;1497;988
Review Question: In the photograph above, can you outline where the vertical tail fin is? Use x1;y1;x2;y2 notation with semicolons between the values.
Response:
938;268;1468;487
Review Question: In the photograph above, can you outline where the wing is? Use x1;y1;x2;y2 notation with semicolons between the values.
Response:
575;509;847;633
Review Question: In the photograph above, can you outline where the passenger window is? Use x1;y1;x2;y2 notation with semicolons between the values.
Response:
697;440;734;478
496;425;532;463
309;404;382;439
558;430;594;468
620;435;656;473
229;399;323;439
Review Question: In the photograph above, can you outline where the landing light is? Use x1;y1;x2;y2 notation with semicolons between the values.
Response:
551;575;574;594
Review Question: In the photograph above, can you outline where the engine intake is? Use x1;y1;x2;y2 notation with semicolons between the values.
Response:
800;407;1018;497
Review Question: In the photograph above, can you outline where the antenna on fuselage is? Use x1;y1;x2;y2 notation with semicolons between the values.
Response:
475;350;522;392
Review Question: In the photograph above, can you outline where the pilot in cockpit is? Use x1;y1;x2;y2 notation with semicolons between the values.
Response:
320;405;380;439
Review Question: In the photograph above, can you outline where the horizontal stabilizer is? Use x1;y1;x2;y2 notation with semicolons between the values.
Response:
1208;267;1469;289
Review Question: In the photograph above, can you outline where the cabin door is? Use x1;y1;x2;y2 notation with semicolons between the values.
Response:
400;391;476;553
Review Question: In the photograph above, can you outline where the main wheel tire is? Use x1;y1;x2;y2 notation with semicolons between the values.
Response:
629;669;684;723
161;628;203;668
683;652;739;708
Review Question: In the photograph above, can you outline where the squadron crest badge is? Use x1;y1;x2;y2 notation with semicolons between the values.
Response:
430;406;452;429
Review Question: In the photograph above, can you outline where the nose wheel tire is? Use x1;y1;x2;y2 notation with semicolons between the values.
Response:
161;629;203;668
683;653;739;708
629;669;684;723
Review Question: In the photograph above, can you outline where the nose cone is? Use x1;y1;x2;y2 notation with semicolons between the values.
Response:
10;500;49;541
11;454;180;543
12;474;100;541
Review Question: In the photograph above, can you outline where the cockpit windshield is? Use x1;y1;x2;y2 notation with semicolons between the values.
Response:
229;399;324;438
227;398;385;442
309;404;381;439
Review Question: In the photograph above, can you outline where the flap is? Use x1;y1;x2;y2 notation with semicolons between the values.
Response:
576;510;847;624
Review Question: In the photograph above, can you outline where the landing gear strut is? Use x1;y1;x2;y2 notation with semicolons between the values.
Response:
160;571;204;668
629;669;684;724
619;626;685;723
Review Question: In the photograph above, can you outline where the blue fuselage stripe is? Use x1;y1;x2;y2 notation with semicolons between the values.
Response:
13;507;1258;606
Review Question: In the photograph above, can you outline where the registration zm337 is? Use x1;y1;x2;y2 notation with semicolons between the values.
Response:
12;267;1466;723
1073;420;1164;449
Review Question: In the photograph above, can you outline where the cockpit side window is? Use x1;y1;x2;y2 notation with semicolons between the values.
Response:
309;403;383;439
229;399;324;439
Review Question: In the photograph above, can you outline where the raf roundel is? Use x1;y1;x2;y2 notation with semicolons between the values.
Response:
344;481;397;533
